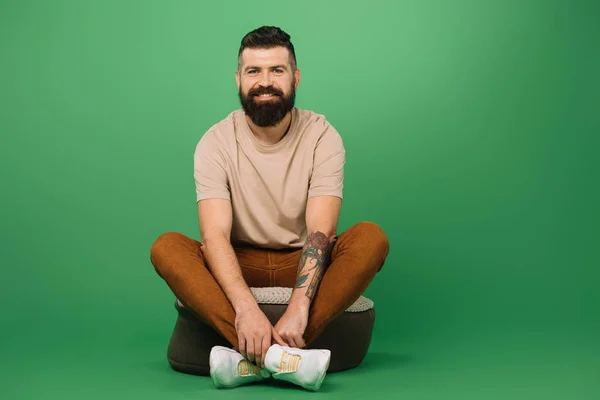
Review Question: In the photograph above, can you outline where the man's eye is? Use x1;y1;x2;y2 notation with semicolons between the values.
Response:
248;70;257;74
274;69;283;73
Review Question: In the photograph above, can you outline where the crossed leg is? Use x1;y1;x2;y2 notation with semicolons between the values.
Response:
150;232;240;348
300;221;389;345
150;221;389;349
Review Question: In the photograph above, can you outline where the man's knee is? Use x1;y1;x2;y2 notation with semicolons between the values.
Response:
350;221;390;271
353;221;390;253
150;231;187;276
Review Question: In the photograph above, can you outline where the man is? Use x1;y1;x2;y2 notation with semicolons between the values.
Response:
150;26;389;391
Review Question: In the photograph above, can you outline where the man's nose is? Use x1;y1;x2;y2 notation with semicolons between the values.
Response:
258;70;272;86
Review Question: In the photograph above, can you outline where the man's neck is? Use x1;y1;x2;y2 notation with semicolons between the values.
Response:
245;111;292;145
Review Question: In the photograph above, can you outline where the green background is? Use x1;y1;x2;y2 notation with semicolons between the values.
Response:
1;0;598;398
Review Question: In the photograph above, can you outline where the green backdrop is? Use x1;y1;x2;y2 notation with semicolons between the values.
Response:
1;0;598;399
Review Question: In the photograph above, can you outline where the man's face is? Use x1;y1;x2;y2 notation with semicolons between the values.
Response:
236;47;300;127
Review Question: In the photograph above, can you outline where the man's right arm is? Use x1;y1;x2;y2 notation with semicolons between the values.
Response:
197;199;286;367
197;198;257;314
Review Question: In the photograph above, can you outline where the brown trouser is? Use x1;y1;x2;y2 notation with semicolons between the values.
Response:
150;221;389;350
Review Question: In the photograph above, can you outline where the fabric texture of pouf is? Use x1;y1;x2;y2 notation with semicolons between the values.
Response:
167;287;376;375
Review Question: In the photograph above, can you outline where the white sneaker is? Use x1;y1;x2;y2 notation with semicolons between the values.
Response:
209;346;271;389
264;344;331;391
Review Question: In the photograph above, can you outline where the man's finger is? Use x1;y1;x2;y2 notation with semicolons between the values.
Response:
239;335;247;359
298;337;306;349
255;337;262;368
246;337;255;363
287;336;298;349
272;328;288;346
261;334;271;368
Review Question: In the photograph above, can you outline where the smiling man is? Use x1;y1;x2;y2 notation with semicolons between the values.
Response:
150;26;390;391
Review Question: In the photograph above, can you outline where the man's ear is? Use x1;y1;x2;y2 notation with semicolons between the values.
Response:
235;70;241;91
294;68;301;90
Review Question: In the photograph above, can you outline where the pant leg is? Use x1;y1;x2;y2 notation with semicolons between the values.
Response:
149;233;245;350
236;246;273;287
302;221;390;345
150;232;275;350
270;248;303;287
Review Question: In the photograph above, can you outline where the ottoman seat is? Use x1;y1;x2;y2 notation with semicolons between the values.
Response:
166;287;375;375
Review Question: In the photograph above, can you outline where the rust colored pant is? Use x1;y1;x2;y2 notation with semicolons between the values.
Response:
150;221;389;350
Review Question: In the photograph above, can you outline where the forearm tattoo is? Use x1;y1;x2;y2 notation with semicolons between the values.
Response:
295;231;334;300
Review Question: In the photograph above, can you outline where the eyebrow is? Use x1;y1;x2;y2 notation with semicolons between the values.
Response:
244;65;288;72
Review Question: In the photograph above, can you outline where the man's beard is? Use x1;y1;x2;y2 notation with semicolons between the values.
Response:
238;81;296;127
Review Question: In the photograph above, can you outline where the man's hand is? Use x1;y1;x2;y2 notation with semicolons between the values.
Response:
235;305;287;368
274;303;310;348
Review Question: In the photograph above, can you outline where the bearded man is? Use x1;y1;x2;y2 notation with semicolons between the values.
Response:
150;26;390;391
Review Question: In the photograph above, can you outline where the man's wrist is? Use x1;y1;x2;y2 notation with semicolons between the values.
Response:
231;292;260;314
288;291;311;312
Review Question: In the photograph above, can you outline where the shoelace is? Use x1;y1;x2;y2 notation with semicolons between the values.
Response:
237;359;261;376
279;351;302;373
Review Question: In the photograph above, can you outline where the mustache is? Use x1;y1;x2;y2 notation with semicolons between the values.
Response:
247;86;284;97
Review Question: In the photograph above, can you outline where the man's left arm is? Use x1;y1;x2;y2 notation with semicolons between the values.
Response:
274;122;345;348
274;195;341;348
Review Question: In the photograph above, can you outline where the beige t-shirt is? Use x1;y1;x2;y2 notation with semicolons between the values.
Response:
194;107;345;249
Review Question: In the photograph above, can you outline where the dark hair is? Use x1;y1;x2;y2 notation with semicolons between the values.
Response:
238;26;297;71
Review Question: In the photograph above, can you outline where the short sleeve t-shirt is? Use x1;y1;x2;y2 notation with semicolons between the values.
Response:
193;107;345;249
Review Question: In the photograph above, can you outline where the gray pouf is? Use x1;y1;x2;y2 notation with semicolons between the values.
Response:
166;287;376;375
